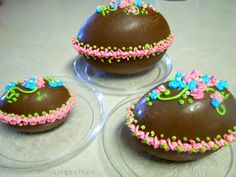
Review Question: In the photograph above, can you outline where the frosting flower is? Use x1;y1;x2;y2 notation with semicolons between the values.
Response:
150;91;158;100
202;74;210;84
216;80;228;91
23;77;37;90
190;89;204;100
211;98;220;108
210;92;224;103
188;80;197;91
5;82;16;91
49;80;63;88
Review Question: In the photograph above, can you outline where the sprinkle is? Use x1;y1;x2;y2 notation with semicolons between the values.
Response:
178;99;185;105
141;125;146;130
147;102;152;106
227;129;232;134
195;137;201;142
164;89;170;96
150;131;155;137
182;94;187;99
160;134;164;138
172;136;177;141
216;135;221;140
206;137;211;142
144;44;150;49
183;137;188;142
28;114;32;118
176;146;183;152
187;98;193;104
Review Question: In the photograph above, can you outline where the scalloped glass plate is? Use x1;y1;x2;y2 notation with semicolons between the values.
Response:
102;96;234;177
0;77;105;169
73;54;173;95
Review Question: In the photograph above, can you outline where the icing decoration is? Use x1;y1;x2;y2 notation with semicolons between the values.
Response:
72;34;174;61
96;0;158;16
146;70;230;116
4;77;63;104
125;100;236;153
0;97;75;126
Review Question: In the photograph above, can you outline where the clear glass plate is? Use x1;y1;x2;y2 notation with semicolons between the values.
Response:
73;54;173;95
0;77;106;169
102;96;234;177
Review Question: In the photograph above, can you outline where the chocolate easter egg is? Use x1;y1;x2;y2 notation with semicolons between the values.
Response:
72;0;173;74
126;70;236;161
0;77;76;133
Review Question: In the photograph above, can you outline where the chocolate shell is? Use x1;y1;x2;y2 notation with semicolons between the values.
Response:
72;0;173;74
0;77;76;133
126;70;236;161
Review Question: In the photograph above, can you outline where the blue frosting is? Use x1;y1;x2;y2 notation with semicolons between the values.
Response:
135;0;142;7
202;74;210;84
24;77;37;90
188;80;197;91
48;80;63;88
150;92;158;100
216;80;228;91
211;98;220;108
6;81;16;91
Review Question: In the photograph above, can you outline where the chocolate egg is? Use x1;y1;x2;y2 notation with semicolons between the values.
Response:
72;0;173;74
126;70;236;161
0;77;76;133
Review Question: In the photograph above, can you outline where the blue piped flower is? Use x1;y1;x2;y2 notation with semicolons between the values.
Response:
116;0;122;3
168;80;179;89
49;80;63;88
188;80;197;91
216;80;228;91
175;72;184;81
202;74;210;84
211;98;220;108
178;81;187;89
150;92;158;100
49;81;57;88
56;80;63;87
135;0;142;7
96;7;101;13
111;3;118;9
6;81;16;91
24;77;37;90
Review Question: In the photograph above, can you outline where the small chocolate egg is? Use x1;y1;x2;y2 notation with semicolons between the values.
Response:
0;77;76;133
72;0;173;74
126;70;236;161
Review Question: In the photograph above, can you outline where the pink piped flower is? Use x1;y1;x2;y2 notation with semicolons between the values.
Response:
210;92;224;103
191;69;200;80
37;77;45;89
208;76;217;87
158;85;166;92
197;80;207;92
183;73;192;83
28;118;37;126
37;116;47;124
190;89;204;99
119;1;129;8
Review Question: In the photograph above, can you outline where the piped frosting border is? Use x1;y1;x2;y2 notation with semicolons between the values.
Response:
126;100;236;153
72;34;174;60
0;96;76;126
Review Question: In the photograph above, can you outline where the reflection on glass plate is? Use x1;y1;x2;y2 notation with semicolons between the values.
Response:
0;77;105;169
73;54;173;95
102;96;234;177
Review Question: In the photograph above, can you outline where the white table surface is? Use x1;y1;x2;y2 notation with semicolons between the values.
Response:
0;0;236;176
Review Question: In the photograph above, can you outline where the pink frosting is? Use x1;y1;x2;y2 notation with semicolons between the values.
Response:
72;34;174;60
126;102;236;153
0;97;76;126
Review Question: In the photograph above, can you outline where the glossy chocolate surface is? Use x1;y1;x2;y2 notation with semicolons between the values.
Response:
85;52;165;74
133;81;236;161
77;7;171;74
0;84;70;116
78;8;170;48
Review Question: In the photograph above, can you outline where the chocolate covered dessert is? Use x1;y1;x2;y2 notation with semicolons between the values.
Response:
0;77;76;133
72;0;173;74
126;70;236;161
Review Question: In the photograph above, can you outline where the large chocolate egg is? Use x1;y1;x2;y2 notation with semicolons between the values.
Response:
72;0;173;74
126;70;236;161
0;77;75;133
